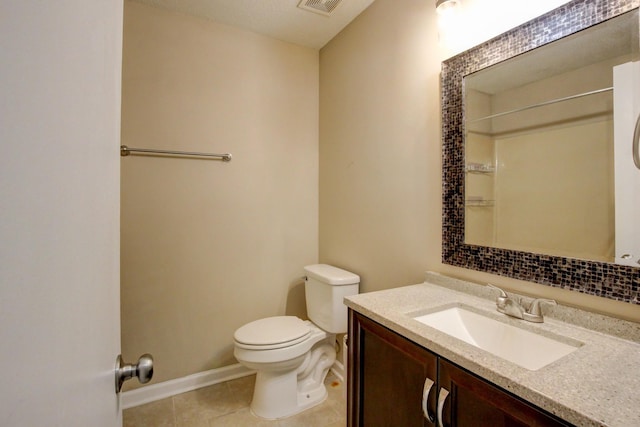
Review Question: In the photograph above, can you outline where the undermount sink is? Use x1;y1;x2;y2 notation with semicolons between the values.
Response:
413;305;582;370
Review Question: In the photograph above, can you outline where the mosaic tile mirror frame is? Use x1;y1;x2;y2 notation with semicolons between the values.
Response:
441;0;640;304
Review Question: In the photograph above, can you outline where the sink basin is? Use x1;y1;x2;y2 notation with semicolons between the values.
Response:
414;306;581;370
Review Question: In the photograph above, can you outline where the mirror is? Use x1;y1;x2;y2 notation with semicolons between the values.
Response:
464;10;639;265
441;0;640;304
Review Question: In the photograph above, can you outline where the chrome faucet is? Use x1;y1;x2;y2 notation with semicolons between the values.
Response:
523;298;557;323
487;284;556;323
487;283;508;312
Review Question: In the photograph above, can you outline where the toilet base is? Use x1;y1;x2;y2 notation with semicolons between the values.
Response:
296;378;329;412
250;371;329;420
249;340;335;420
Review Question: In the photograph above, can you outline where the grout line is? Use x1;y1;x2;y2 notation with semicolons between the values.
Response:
171;394;178;427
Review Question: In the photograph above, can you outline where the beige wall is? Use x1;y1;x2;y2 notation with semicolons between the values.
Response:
319;0;640;322
319;0;438;293
120;1;319;387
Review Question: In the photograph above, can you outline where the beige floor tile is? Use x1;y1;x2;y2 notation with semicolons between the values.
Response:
173;382;244;427
208;407;281;427
278;400;342;427
123;398;175;427
226;374;256;407
125;369;346;427
325;375;346;418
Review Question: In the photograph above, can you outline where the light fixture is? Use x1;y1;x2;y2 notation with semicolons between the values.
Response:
436;0;460;15
436;0;460;46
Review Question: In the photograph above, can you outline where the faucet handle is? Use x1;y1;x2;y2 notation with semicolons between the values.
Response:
487;283;507;297
487;284;508;311
526;298;557;315
523;298;556;323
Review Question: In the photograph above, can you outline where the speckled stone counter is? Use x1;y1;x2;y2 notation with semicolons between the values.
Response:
344;272;640;427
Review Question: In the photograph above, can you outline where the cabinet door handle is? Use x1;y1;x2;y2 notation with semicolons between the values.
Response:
437;387;450;427
422;377;435;422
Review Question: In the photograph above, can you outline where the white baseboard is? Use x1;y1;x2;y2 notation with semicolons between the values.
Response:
120;363;254;410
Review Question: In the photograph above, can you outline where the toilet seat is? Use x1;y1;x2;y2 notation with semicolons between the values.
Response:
234;316;311;350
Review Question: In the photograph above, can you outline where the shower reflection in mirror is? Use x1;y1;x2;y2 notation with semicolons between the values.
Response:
463;10;640;266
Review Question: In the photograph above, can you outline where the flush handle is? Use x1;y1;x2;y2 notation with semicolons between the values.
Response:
115;353;154;393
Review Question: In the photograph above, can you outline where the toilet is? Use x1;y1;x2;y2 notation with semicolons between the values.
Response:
233;264;360;420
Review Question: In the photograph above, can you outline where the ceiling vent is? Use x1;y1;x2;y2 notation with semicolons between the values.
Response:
297;0;343;16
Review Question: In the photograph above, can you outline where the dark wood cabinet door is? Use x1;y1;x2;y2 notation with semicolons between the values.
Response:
438;359;571;427
348;310;437;427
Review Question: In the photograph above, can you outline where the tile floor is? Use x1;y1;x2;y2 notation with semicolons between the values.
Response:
123;372;346;427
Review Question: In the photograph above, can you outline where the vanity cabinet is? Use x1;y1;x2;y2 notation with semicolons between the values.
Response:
348;309;438;426
347;310;571;427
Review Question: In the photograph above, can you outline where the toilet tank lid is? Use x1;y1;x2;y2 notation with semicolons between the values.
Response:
304;264;360;285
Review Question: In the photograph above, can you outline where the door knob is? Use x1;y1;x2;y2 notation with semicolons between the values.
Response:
115;353;154;393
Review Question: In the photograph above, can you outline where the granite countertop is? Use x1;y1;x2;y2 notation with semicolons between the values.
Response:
344;272;640;427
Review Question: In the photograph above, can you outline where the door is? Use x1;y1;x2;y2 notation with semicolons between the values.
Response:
0;1;124;426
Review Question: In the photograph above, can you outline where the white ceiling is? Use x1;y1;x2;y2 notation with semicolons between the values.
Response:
131;0;376;49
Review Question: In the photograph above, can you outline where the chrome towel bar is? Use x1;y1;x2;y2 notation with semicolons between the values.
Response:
120;145;232;162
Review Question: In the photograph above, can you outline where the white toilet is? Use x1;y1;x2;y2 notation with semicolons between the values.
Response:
233;264;359;420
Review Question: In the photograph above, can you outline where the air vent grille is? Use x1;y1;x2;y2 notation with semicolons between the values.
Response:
298;0;343;16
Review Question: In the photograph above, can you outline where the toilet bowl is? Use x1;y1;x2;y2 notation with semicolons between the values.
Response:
233;264;359;420
234;317;335;419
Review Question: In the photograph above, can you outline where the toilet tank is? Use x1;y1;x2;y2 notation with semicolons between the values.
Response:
304;264;360;334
